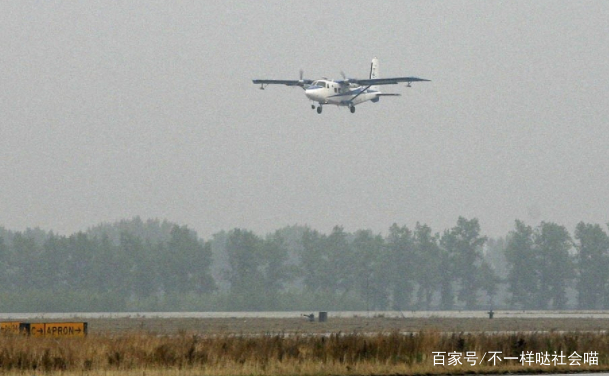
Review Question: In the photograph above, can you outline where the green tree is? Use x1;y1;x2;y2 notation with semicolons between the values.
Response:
534;222;574;309
89;234;124;295
413;223;441;310
259;231;290;307
65;232;98;291
352;229;389;310
386;224;416;310
438;238;456;310
478;261;500;304
41;233;72;290
574;222;609;309
226;228;294;310
441;217;487;309
225;228;264;296
11;233;45;290
505;220;537;309
0;237;7;286
299;228;330;293
161;225;216;294
483;237;507;307
119;232;156;298
325;226;354;296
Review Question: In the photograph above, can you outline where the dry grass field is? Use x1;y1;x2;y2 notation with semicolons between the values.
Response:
2;316;609;375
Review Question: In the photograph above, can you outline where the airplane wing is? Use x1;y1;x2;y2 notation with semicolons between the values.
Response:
252;79;314;87
350;77;430;85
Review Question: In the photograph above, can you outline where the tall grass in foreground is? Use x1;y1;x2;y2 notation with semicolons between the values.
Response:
1;330;609;375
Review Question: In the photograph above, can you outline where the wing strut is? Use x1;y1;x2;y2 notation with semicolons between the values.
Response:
349;85;372;105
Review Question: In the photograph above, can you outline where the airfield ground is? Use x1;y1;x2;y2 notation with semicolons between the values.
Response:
84;315;609;335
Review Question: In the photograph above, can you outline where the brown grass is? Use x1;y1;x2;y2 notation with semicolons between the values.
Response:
1;330;609;375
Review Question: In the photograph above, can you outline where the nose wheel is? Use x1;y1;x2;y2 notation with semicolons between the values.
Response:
316;106;323;114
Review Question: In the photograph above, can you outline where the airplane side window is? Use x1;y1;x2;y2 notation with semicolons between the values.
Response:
334;88;337;93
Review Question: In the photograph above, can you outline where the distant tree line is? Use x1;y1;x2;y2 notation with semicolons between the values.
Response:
0;216;608;312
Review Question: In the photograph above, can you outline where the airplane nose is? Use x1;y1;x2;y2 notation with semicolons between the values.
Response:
305;88;318;101
305;89;314;100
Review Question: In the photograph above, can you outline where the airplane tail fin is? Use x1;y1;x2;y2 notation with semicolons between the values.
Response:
369;57;380;91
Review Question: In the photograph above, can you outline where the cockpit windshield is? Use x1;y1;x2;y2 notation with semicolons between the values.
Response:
312;80;325;88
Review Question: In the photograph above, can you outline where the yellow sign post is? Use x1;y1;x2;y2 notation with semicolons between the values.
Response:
17;322;88;337
30;323;46;337
44;322;87;337
0;322;21;335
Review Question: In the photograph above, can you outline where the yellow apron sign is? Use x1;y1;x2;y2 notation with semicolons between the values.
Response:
20;322;88;337
0;322;21;334
30;323;46;337
44;322;87;337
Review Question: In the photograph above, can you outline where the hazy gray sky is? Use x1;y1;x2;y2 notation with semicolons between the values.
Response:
1;1;608;238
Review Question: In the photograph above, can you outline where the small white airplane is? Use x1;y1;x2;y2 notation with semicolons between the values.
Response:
253;57;429;114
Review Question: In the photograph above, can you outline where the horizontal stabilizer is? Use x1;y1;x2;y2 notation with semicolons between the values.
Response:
377;93;401;97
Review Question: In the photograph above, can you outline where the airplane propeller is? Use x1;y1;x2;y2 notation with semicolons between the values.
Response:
339;71;355;86
298;69;307;88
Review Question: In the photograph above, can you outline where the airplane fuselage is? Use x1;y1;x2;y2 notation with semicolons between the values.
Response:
305;80;379;106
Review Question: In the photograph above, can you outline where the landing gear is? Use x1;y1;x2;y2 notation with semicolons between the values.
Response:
349;105;356;113
316;106;323;114
311;104;315;110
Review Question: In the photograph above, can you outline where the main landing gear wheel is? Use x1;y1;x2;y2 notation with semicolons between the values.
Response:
317;106;322;114
350;105;355;113
311;104;315;110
